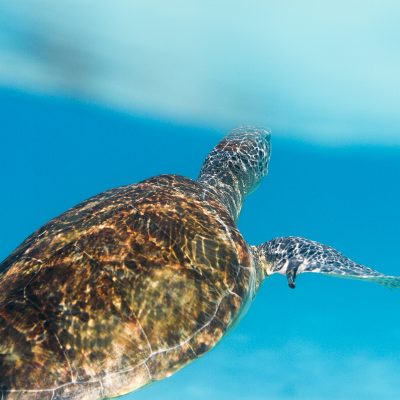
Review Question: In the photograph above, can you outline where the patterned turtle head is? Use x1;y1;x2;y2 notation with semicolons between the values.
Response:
198;126;271;221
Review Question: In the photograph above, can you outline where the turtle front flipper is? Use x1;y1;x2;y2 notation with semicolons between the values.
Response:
254;236;400;289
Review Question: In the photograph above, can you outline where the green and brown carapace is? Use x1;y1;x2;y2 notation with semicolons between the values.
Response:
1;127;399;399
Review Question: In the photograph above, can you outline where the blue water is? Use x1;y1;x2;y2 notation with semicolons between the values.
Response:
1;88;400;399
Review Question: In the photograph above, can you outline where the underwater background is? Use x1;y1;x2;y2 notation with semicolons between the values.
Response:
1;88;399;399
1;1;400;399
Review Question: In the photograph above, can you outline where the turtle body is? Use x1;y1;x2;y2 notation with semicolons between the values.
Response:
1;127;399;399
0;158;260;398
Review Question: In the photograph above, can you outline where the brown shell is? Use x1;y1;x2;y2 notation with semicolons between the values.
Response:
0;175;254;399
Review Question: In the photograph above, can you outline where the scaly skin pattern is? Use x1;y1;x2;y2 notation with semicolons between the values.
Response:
0;175;255;399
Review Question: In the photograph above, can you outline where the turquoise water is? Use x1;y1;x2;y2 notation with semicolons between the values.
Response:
1;88;400;399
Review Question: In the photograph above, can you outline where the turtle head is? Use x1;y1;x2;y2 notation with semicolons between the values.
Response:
198;126;271;220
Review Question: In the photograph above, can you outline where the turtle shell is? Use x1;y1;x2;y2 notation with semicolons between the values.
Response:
0;175;255;399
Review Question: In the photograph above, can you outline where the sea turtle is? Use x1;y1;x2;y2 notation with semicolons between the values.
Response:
0;127;398;399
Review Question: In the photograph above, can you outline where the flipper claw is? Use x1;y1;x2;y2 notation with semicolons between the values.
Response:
286;259;301;289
